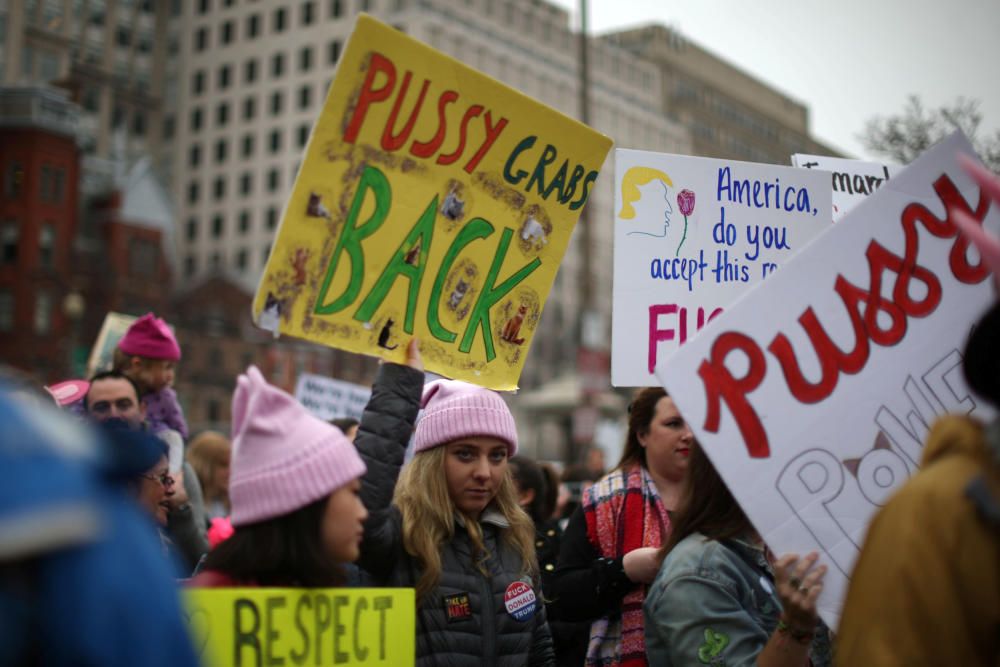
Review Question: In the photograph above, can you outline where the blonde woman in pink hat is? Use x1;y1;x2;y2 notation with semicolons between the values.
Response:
355;340;555;666
190;365;368;587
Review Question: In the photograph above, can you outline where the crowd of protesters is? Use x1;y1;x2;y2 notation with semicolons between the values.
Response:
1;161;998;665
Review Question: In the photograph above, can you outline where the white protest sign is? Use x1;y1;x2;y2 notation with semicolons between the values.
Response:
294;374;371;422
792;153;903;221
657;133;998;628
612;150;831;386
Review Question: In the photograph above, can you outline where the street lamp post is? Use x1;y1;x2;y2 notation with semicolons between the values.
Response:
62;290;85;377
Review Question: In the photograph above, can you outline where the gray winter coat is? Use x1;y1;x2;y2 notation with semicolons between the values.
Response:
356;363;555;667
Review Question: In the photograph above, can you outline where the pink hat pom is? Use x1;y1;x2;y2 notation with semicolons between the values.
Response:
413;379;518;456
118;313;182;361
228;366;366;526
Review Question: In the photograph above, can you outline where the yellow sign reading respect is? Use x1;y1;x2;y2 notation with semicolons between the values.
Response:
184;588;414;666
252;14;612;390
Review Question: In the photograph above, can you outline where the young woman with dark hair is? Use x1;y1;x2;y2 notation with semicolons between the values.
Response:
644;443;831;667
191;366;367;588
548;387;692;667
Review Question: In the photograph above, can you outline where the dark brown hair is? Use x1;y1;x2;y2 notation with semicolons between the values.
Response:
615;386;668;471
658;441;753;561
201;496;345;587
509;456;550;524
963;301;1000;408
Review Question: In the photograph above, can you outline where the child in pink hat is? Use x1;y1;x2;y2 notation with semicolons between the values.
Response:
191;366;367;587
355;340;555;665
114;312;188;439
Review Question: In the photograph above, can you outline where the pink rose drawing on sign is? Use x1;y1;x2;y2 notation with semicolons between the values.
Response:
675;189;696;257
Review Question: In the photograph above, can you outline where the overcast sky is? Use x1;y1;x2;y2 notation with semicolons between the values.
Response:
549;0;1000;161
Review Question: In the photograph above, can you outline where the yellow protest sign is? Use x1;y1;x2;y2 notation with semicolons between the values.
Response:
252;14;612;390
184;587;415;666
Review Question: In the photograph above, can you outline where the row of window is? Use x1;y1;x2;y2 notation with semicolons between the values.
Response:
198;0;352;23
186;163;297;204
191;41;340;96
187;124;312;168
185;207;280;242
188;82;324;131
0;288;50;335
3;162;68;204
183;244;271;278
193;1;353;50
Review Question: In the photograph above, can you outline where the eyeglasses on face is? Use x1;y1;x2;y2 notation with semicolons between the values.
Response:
141;471;175;488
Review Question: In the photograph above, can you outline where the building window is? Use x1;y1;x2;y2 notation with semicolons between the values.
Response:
273;7;286;32
188;181;200;204
40;166;53;202
244;59;257;84
269;129;282;153
129;238;159;278
267;169;280;192
262;244;271;267
236;248;248;270
53;168;65;203
190;107;203;131
213;176;226;199
217;64;231;90
189;144;202;167
329;0;342;18
302;2;315;25
216;102;229;126
240;172;253;195
184;255;196;277
242;133;255;157
0;290;12;332
34;289;52;335
360;0;372;10
299;46;312;72
210;253;221;271
211;215;224;238
186;217;198;241
266;206;278;229
1;221;19;263
4;162;25;198
0;289;14;333
238;211;251;233
298;85;312;110
327;40;340;64
163;114;176;140
215;139;228;163
192;69;205;95
298;123;310;147
194;27;209;51
270;91;283;115
243;96;256;120
133;112;146;136
198;0;211;14
221;20;234;44
247;13;260;37
38;224;55;267
271;52;285;77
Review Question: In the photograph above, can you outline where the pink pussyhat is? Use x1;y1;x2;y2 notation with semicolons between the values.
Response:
118;313;181;361
228;366;366;526
413;379;518;456
954;155;1000;289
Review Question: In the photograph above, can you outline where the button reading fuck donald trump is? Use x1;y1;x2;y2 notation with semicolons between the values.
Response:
504;581;537;621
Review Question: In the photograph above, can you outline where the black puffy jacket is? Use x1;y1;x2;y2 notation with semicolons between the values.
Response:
356;363;555;667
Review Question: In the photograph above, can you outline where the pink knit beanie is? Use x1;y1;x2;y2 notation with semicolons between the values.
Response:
413;379;518;456
118;313;181;361
228;366;366;526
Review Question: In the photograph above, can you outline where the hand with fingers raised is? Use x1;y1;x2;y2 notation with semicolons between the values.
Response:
774;552;826;644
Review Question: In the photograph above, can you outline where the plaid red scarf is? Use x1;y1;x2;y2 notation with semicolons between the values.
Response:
583;466;670;667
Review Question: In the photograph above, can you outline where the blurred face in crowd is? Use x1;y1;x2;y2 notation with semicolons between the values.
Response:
638;396;693;484
87;377;145;427
443;437;509;518
129;357;175;393
138;455;174;525
321;478;368;562
213;458;231;494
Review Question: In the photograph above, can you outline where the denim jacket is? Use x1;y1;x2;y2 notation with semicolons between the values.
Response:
643;532;831;667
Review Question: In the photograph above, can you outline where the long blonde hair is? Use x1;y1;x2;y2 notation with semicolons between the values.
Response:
393;446;537;601
186;430;232;510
